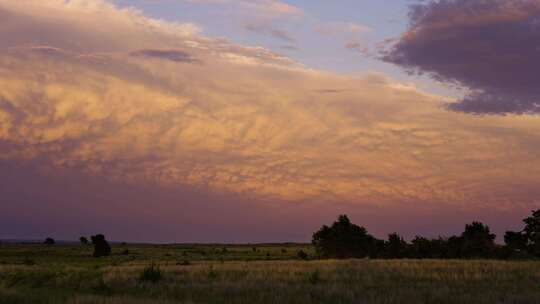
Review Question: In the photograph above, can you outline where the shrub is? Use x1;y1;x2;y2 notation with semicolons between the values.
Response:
43;238;55;245
139;264;162;283
22;257;35;266
208;265;218;280
308;269;321;284
91;234;111;258
297;250;309;260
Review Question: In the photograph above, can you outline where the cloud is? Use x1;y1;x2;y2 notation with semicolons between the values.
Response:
130;49;199;63
315;22;371;36
345;41;370;56
382;0;540;114
1;0;540;238
186;0;303;17
242;21;295;42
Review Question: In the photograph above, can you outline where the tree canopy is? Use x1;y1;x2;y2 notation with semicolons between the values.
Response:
312;210;540;260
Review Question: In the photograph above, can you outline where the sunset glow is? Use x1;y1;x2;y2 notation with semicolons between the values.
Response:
1;0;540;243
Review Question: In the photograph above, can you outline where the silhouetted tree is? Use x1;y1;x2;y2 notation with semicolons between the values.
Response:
384;233;407;258
91;234;111;257
438;236;463;259
312;215;380;259
504;231;527;251
43;237;55;245
80;236;89;245
410;236;434;259
523;209;540;257
460;222;496;258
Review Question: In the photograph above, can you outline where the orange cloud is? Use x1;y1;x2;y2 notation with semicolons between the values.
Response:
1;0;540;214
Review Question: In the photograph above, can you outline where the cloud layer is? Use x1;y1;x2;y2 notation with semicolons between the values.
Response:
1;0;540;241
383;0;540;114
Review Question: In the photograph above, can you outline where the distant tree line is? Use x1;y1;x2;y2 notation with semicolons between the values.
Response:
312;210;540;260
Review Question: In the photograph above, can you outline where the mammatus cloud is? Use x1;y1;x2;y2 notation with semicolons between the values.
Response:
382;0;540;114
1;0;540;223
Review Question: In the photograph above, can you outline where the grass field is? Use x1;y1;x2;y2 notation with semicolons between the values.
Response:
1;243;539;304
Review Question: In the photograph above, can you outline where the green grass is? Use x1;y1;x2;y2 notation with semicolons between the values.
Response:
0;244;539;303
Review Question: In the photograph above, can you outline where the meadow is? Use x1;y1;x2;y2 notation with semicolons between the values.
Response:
1;243;539;304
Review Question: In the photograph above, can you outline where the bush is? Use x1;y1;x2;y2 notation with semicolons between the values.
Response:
208;265;218;280
308;269;321;284
22;257;35;266
297;250;309;260
43;238;55;245
91;234;111;258
139;264;162;283
80;236;89;245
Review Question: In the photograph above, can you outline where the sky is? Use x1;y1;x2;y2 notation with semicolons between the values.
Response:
1;0;540;243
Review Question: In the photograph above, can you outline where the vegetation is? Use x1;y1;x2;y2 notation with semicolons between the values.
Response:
312;210;540;260
91;234;111;258
0;246;539;304
138;263;162;283
2;211;540;303
80;237;89;245
43;238;55;245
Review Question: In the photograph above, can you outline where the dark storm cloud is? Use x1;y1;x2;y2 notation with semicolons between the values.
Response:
130;49;199;63
383;0;540;114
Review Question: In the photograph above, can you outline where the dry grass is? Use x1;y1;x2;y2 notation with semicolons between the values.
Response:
1;245;539;303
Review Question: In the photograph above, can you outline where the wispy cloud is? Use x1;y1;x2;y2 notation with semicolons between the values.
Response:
315;22;371;36
186;0;303;17
242;21;295;42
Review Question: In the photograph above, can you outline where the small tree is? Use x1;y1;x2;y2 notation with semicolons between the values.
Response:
80;236;89;245
44;237;55;245
91;234;111;257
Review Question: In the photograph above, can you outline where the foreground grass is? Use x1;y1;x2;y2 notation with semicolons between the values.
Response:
0;244;539;303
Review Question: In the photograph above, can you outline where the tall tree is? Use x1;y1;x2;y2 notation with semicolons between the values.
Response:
312;215;380;259
460;222;496;258
523;209;540;257
384;233;408;259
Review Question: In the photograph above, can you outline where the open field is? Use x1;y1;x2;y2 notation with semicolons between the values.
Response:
1;244;539;304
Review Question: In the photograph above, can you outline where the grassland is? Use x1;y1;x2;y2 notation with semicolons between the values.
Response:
0;243;539;304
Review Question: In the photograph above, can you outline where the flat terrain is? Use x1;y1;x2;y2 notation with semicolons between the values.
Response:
0;243;539;304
